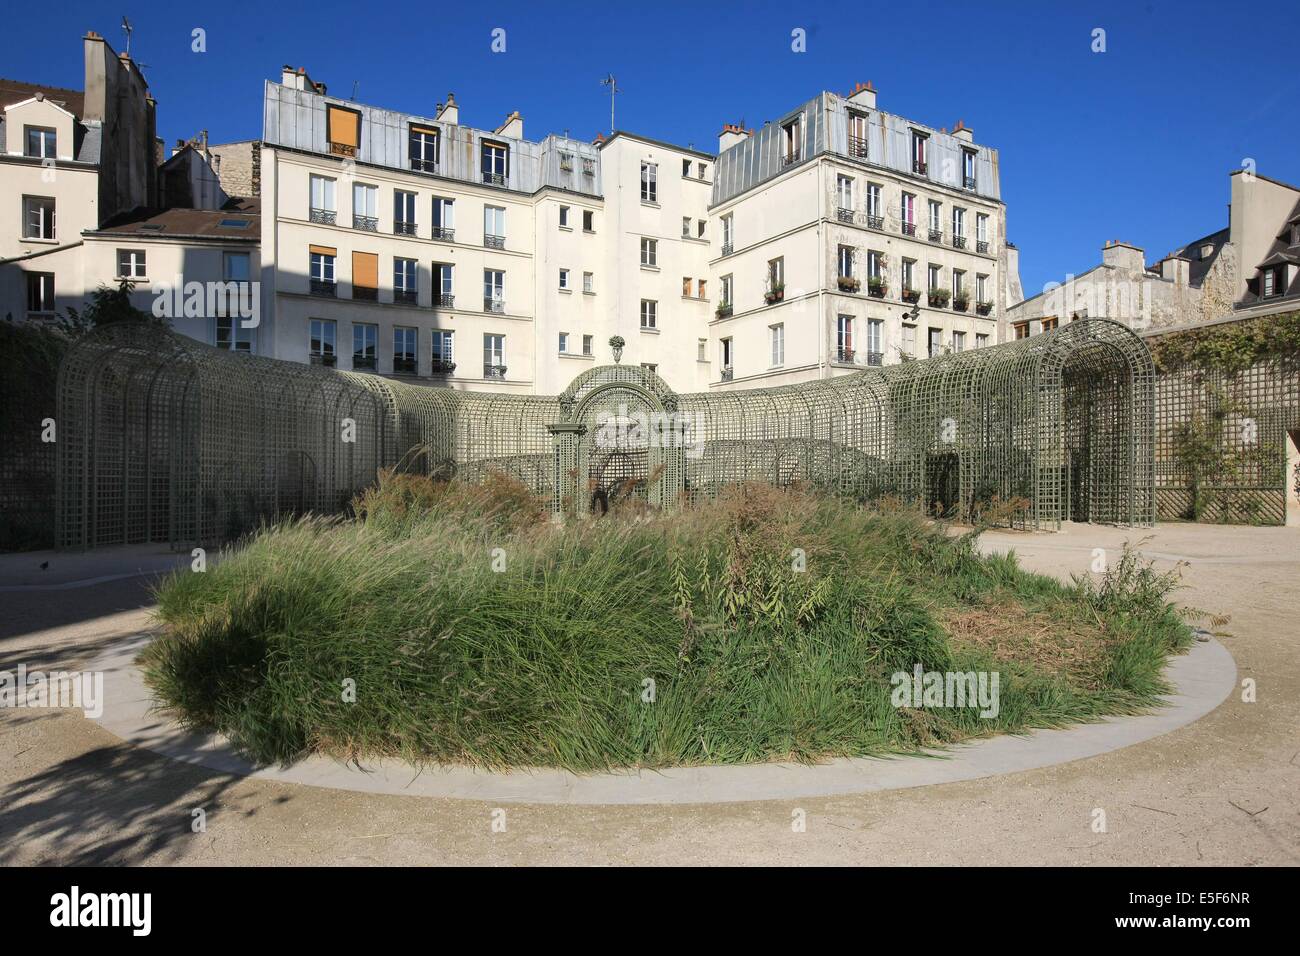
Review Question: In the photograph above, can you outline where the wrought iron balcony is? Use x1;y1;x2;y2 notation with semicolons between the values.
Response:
394;221;417;236
721;242;734;256
976;239;989;254
913;159;928;175
964;175;976;190
310;279;337;297
432;226;455;242
836;207;855;223
720;367;734;382
484;297;504;314
310;352;336;366
928;228;943;243
431;358;456;375
394;289;418;305
901;222;917;237
483;363;507;379
836;347;856;364
411;158;438;173
865;350;883;367
952;236;967;250
393;357;417;375
482;172;506;186
848;136;868;159
782;150;802;167
484;234;505;249
309;208;336;225
353;214;378;231
866;214;884;230
352;355;376;371
353;287;378;302
438;293;455;308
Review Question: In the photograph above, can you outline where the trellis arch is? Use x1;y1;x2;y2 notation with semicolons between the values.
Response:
56;318;1153;549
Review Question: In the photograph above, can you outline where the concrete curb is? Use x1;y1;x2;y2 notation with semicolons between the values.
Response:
89;634;1237;806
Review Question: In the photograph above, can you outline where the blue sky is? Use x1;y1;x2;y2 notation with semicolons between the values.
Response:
4;0;1297;294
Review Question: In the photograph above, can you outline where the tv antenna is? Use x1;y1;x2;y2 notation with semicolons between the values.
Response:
600;73;621;134
121;16;133;57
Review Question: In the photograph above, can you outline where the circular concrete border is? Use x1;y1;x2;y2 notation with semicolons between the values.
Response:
89;634;1236;805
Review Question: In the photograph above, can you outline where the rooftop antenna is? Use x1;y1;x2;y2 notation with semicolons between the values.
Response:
121;16;133;57
600;73;621;135
351;80;359;101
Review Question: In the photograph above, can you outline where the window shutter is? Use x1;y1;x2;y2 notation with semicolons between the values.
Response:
352;252;378;289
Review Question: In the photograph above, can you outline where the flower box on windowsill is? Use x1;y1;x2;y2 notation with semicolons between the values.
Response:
837;276;861;293
764;287;785;304
928;291;951;308
902;289;921;304
976;302;993;316
867;279;888;298
952;296;970;313
715;303;733;319
431;360;457;375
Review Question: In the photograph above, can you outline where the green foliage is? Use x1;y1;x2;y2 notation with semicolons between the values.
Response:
1150;312;1300;374
144;479;1195;770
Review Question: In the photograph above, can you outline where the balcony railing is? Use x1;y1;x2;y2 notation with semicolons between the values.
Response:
952;236;967;250
353;287;378;302
394;289;418;305
310;279;337;297
394;221;417;236
393;357;417;375
782;150;802;167
720;366;734;382
483;363;507;379
836;207;855;223
901;222;917;237
866;214;884;230
310;352;336;367
484;234;505;249
865;350;883;366
432;226;455;242
411;158;438;173
438;293;455;308
484;297;504;314
482;172;506;186
963;175;976;190
976;239;989;254
353;214;378;232
928;228;943;243
913;159;928;175
848;136;868;159
309;208;336;225
353;355;376;371
836;347;856;364
721;242;734;256
431;358;456;375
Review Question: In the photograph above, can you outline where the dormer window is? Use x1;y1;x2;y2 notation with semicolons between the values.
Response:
1261;265;1284;298
782;117;802;166
962;149;976;190
326;105;361;157
481;140;509;185
409;125;439;172
911;131;928;175
24;126;56;159
848;112;868;158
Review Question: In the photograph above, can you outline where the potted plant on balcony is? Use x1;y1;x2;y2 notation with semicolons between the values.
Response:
976;300;993;316
431;358;457;374
867;276;887;298
953;291;970;312
715;302;733;319
837;275;861;293
928;288;951;308
764;283;785;305
902;287;921;304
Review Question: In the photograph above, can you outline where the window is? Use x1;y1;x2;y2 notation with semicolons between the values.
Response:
837;314;854;359
432;330;455;369
22;196;55;239
309;175;335;224
976;213;989;245
483;333;506;377
901;258;916;293
1262;266;1283;297
223;252;251;283
720;337;734;369
768;257;785;290
117;249;146;279
952;330;966;353
1042;316;1058;332
720;274;733;307
698;338;708;362
697;219;706;239
640;299;657;330
698;278;707;299
484;206;505;247
215;315;254;352
433;262;454;305
310;318;337;364
911;130;928;174
558;332;569;353
352;323;377;370
352;251;379;301
867;319;883;362
952;269;965;299
848;111;868;157
24;126;56;159
353;183;378;230
559;205;570;228
394;326;418;374
683;276;693;297
559;268;570;290
976;274;989;305
326;105;361;157
394;191;417;235
25;272;54;315
837;175;854;211
682;158;691;177
962;149;977;189
394;257;418;303
927;264;941;291
1013;322;1030;340
770;323;785;366
867;250;884;282
975;333;989;349
867;184;882;223
640;237;657;268
900;192;915;234
782;117;802;164
582;334;593;356
641;162;657;203
583;271;594;293
560;151;574;172
409;125;439;171
838;244;855;279
432;197;455;239
583;209;595;232
481;140;509;185
928;200;942;236
698;161;707;180
310;246;336;293
682;216;692;238
952;207;966;246
721;213;734;252
484;269;504;311
928;327;942;357
902;325;916;357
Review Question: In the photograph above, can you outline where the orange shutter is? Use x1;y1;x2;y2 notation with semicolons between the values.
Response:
327;106;360;148
352;252;378;289
309;244;336;257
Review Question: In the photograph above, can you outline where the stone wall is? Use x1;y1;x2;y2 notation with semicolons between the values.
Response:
209;140;261;197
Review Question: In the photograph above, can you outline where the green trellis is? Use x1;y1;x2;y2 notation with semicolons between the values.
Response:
55;318;1154;550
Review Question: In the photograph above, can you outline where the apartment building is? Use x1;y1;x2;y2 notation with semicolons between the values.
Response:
706;83;1012;389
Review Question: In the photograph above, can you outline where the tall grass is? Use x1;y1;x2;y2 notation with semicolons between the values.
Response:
144;475;1193;770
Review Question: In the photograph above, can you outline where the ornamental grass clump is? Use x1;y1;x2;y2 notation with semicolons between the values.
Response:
144;473;1196;770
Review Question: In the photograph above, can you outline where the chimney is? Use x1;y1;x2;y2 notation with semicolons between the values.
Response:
1101;240;1145;272
495;110;523;139
436;93;458;125
1160;255;1191;287
718;122;752;153
952;119;974;143
847;80;877;110
281;66;325;95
